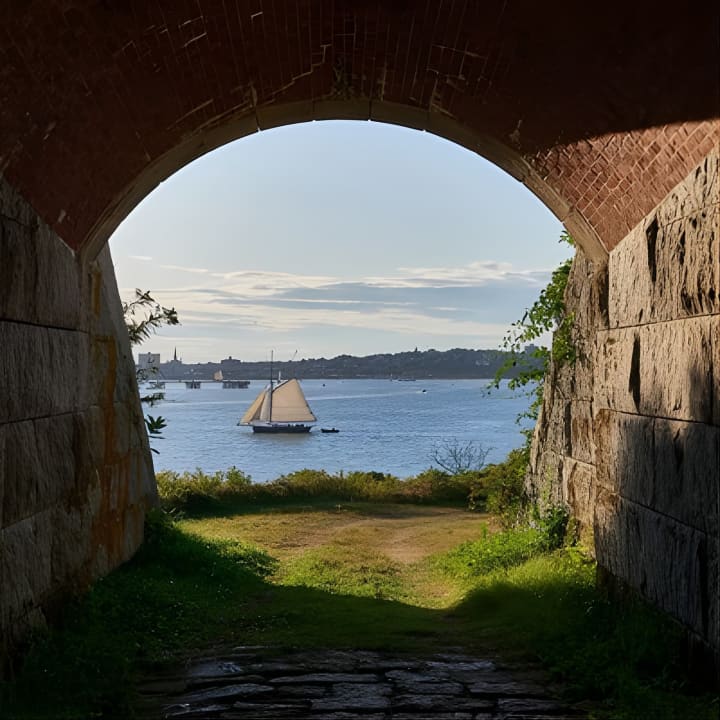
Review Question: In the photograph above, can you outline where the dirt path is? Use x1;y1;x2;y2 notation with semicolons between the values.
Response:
182;503;491;564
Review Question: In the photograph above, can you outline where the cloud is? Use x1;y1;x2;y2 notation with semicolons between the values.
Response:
159;264;210;274
129;254;153;261
121;258;556;360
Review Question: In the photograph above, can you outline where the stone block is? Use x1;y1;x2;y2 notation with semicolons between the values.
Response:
609;186;718;327
112;401;133;460
34;223;83;329
3;416;76;526
0;323;89;423
596;411;719;534
568;400;594;464
608;223;651;328
51;502;93;588
596;318;713;422
652;419;719;536
713;316;720;427
526;449;563;507
657;150;719;228
1;512;53;623
595;495;716;643
562;457;595;528
0;176;40;228
638;318;713;422
595;409;653;494
676;206;719;318
0;204;82;329
595;327;639;414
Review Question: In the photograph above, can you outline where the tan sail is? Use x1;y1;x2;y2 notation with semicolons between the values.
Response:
213;370;223;381
240;387;267;424
268;379;317;422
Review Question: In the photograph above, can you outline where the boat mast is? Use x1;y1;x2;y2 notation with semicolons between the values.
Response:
268;350;273;422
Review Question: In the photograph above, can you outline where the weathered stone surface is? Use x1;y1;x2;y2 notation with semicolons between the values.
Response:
468;678;544;696
595;494;714;639
311;683;391;710
568;400;595;464
1;511;53;623
176;683;274;704
144;648;577;718
652;419;719;535
496;697;565;714
594;410;653;494
3;415;76;527
609;162;718;328
531;150;720;664
0;323;89;424
596;318;714;422
270;673;379;684
0;179;82;330
561;459;596;529
713;316;720;427
657;150;719;228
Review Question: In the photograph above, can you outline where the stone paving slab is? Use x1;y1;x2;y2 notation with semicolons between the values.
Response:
137;647;587;719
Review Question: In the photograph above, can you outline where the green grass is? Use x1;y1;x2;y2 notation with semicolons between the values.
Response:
446;550;717;720
0;512;276;719
2;502;717;720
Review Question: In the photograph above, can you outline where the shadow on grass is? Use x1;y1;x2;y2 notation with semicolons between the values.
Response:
1;517;717;720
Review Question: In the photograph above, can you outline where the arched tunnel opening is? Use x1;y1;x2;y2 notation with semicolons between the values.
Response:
0;2;718;715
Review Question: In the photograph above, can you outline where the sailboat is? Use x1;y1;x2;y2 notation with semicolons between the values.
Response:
238;355;316;433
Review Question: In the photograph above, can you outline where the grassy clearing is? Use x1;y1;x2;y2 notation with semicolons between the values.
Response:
2;496;717;720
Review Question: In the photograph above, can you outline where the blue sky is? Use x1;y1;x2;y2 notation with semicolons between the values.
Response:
110;121;571;363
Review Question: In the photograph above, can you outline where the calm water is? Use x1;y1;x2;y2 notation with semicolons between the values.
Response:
150;379;531;482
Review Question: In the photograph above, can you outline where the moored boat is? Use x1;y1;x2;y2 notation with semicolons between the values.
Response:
238;354;316;433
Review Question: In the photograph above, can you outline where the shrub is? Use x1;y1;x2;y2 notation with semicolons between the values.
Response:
468;448;528;525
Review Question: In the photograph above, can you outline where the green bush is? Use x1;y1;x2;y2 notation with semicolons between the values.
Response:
437;524;551;579
154;449;534;516
467;448;528;524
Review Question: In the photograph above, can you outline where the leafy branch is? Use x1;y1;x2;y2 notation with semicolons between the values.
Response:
492;232;576;432
123;289;179;451
123;289;179;346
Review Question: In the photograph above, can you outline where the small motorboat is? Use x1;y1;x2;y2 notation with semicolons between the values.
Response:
321;427;339;433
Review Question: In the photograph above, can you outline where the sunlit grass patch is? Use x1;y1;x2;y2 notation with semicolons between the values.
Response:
278;545;405;601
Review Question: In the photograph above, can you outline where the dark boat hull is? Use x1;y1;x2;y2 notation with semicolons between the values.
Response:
252;424;312;434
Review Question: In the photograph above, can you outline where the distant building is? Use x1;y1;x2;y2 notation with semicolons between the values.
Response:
137;352;160;371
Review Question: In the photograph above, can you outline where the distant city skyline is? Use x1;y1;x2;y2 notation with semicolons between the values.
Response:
110;121;571;363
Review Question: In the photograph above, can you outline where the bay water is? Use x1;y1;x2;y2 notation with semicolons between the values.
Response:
149;378;532;482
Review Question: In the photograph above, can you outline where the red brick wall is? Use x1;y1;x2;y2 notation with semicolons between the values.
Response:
0;1;716;255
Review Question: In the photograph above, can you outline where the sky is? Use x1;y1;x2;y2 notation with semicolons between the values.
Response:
109;120;571;364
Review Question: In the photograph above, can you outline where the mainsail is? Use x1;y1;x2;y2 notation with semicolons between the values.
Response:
240;379;316;425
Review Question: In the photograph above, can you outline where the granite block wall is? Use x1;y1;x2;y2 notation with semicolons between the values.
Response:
528;149;719;664
0;177;157;662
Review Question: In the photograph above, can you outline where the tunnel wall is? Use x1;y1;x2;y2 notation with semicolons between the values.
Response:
0;176;157;661
528;149;719;663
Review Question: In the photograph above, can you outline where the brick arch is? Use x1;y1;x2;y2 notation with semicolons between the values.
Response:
83;107;608;262
0;1;717;261
2;0;720;669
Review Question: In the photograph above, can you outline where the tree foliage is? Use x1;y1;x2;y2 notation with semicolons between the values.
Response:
492;232;576;430
123;289;179;346
123;289;179;450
